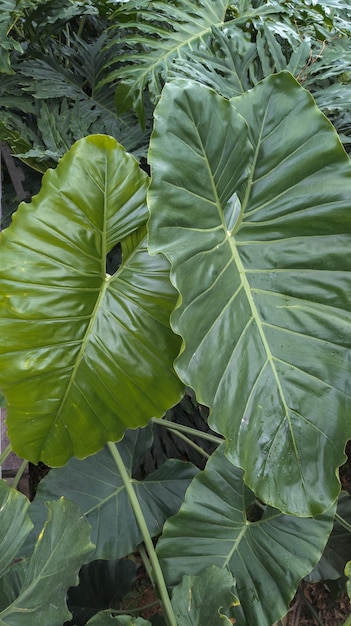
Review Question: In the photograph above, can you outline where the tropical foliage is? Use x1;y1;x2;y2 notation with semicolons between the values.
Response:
1;1;351;625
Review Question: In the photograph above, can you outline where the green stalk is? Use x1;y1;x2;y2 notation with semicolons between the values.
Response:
168;429;210;460
0;443;12;467
335;512;351;533
107;442;177;626
12;459;28;490
152;417;223;445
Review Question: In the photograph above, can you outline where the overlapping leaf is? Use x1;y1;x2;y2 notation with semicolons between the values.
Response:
0;135;183;465
0;481;32;579
147;73;351;516
171;566;239;624
157;445;335;626
0;484;93;626
23;427;198;559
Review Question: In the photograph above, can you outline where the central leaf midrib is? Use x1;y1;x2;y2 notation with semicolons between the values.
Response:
40;161;110;456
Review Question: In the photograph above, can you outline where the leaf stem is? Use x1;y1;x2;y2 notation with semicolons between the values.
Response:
12;460;28;490
152;417;223;445
0;443;12;467
167;429;210;460
335;512;351;533
107;442;177;626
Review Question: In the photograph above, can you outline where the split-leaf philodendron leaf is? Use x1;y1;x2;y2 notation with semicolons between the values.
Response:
0;135;183;466
148;71;351;516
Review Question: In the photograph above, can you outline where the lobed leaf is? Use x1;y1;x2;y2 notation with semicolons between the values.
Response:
0;497;94;626
22;427;198;560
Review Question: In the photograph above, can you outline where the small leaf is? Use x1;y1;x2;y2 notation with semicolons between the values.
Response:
171;565;239;625
0;497;94;625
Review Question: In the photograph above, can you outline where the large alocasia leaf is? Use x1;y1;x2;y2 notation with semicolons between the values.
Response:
22;427;197;560
157;444;335;626
0;135;183;466
148;72;351;516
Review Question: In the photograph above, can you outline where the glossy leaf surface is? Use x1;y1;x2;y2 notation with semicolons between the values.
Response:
0;135;182;465
157;444;335;626
24;427;198;560
0;497;94;626
148;73;351;515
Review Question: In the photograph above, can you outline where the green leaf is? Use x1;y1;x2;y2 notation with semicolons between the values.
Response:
157;444;336;626
0;135;183;466
23;427;198;559
171;565;239;625
0;481;32;579
0;497;94;626
86;613;151;625
147;73;351;516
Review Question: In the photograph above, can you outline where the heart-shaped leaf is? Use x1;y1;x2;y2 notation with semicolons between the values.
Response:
0;135;183;465
157;444;335;626
148;73;351;516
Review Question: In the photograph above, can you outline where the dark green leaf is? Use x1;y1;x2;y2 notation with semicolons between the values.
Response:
148;73;351;516
0;497;94;626
0;135;182;465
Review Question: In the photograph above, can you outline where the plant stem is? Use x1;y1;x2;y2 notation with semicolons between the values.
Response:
12;459;28;489
0;443;12;467
335;512;351;533
107;442;177;626
152;417;223;445
139;543;154;583
167;429;210;459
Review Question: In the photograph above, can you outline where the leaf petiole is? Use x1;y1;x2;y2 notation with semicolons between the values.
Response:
107;441;177;626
